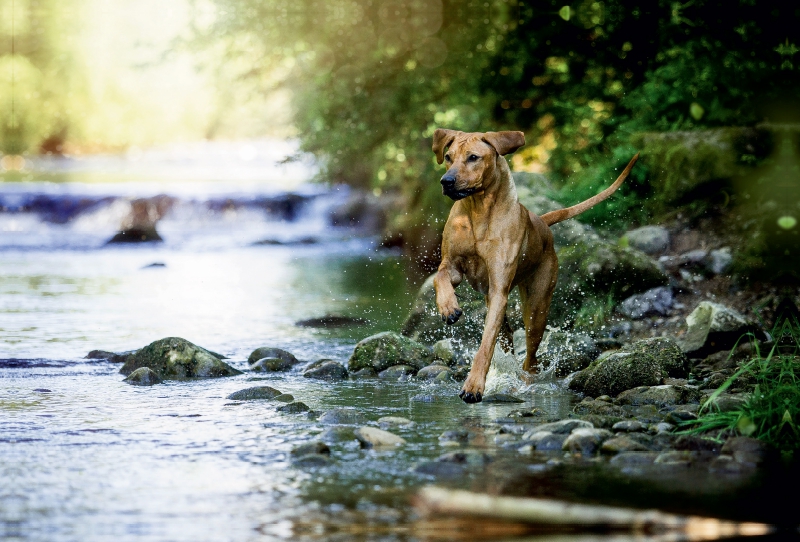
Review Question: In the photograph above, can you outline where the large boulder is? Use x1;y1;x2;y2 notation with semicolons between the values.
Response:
119;337;241;379
348;331;432;372
622;226;670;255
568;337;689;397
679;302;760;358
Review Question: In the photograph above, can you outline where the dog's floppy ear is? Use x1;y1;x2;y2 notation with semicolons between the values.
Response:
482;131;525;156
432;128;460;164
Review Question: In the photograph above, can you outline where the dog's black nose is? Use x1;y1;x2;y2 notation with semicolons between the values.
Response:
440;174;456;189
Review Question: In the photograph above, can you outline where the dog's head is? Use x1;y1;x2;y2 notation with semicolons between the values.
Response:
432;129;525;200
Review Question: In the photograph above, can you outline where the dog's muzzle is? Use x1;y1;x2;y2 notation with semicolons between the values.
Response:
440;174;478;200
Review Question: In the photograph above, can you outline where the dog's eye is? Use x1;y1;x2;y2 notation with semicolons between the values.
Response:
444;154;452;162
467;154;479;162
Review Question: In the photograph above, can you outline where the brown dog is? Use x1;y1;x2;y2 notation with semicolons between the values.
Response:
432;129;639;403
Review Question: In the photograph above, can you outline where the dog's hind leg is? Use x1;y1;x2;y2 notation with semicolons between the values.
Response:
434;261;463;325
519;249;558;373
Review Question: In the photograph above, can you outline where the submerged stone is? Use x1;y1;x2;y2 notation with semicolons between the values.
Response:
123;367;162;386
600;435;651;454
416;365;452;380
291;441;330;457
277;401;310;413
354;426;406;448
523;419;593;437
87;350;136;364
348;332;432;372
481;394;524;403
247;347;299;366
378;364;416;379
318;408;366;425
303;359;348;381
251;357;294;372
377;416;414;428
226;386;283;401
119;337;241;379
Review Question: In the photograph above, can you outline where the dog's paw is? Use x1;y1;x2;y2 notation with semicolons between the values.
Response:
441;307;462;325
458;389;482;403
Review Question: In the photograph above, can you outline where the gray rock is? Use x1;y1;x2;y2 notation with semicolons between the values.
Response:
680;302;759;358
610;451;659;465
291;441;330;457
413;461;466;478
251;357;294;372
277;401;310;413
303;359;348;381
120;337;241;379
318;408;366;425
432;339;455;365
616;385;701;407
623;226;670;255
625;337;691;377
247;347;299;366
523;419;593;437
87;349;136;363
678;249;708;268
378;364;417;379
354;426;406;448
600;435;651;454
617;287;673;319
563;428;613;454
612;420;646;433
348;331;431;372
226;386;283;401
416;364;452;380
525;431;567;451
709;454;752;473
573;398;626;417
123;367;162;386
481;394;524;403
437;451;493;465
377;416;414;428
537;331;598;377
706;248;732;275
651;422;676;434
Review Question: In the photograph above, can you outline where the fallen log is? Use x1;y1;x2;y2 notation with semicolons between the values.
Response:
414;486;772;539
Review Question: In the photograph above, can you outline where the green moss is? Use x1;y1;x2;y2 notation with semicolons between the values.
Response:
348;331;432;372
120;337;241;379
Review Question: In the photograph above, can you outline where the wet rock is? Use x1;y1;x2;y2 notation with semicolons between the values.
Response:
348;331;431;373
303;359;348;381
120;337;241;379
576;414;621;430
377;416;414;429
432;339;456;365
86;349;136;363
413;461;466;478
354;426;406;448
704;393;748;412
612;415;642;431
616;385;701;408
247;347;299;366
680;302;760;358
481;394;524;403
568;351;663;398
291;441;330;457
350;368;378;379
665;409;698;424
706;248;732;275
275;394;294;403
563;428;613;455
123;367;162;386
439;430;471;445
678;249;708;269
654;450;693;466
623;226;670;255
319;426;356;443
378;364;416;380
251;357;295;372
537;331;598;377
573;398;626;417
318;408;367;425
624;337;691;378
674;435;722;453
226;386;283;401
617;287;673;320
437;451;492;465
650;422;676;434
416;364;452;380
610;451;659;465
600;435;652;454
550;240;668;327
277;401;310;414
293;454;332;467
523;419;593;437
523;431;567;451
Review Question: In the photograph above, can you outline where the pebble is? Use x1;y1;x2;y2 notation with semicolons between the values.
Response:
354;426;406;448
413;461;466;478
319;426;356;443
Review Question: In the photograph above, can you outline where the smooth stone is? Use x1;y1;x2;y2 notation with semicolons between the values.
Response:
291;441;330;457
120;337;241;379
612;420;646;433
623;225;670;255
525;419;594;436
481;394;524;403
226;386;283;401
275;393;294;403
318;408;367;425
616;385;701;408
123;367;162;386
651;422;676;434
601;435;651;454
378;364;416;379
377;416;414;428
251;357;294;372
354;426;406;448
562;428;613;455
525;431;567;451
665;409;698;424
617;286;673;320
709;455;752;474
674;435;722;453
416;365;452;380
432;339;455;365
348;331;432;372
277;401;310;413
247;347;299;365
610;452;659;465
303;359;348;381
319;426;356;443
720;436;765;458
654;450;693;466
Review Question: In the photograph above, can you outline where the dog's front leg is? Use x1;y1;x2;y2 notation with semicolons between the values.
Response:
434;261;463;325
459;273;513;403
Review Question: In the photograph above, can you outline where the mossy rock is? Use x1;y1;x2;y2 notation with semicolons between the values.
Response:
119;337;241;379
568;351;665;398
550;241;668;328
623;337;690;378
123;367;162;386
348;331;432;372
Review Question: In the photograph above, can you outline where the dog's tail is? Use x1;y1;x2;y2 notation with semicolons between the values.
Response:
539;153;639;227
